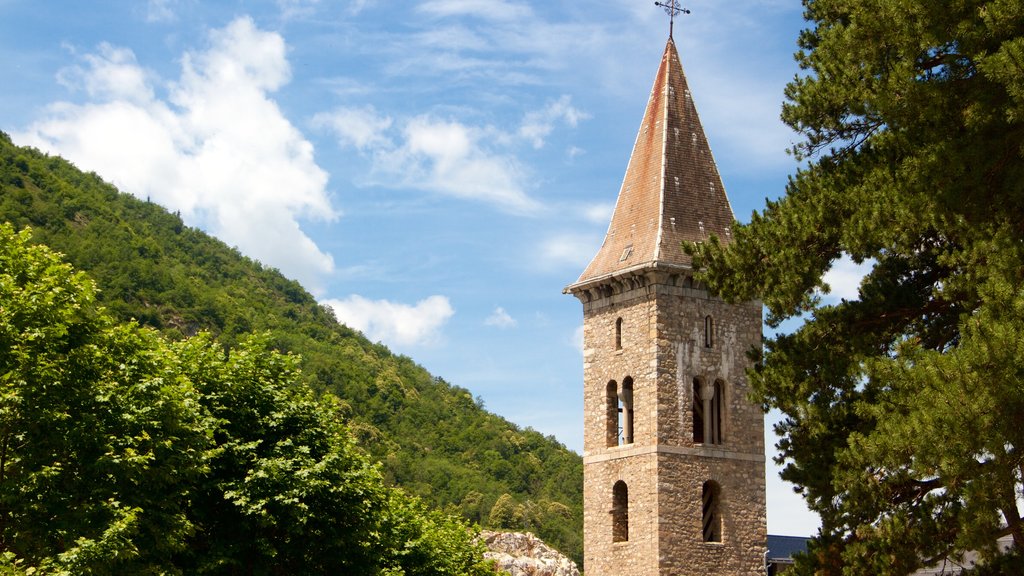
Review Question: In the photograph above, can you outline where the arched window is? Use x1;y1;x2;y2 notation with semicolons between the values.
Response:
692;377;705;444
606;381;619;448
615;317;623;350
704;315;714;348
693;378;725;445
612;481;629;542
619;377;634;445
702;481;721;542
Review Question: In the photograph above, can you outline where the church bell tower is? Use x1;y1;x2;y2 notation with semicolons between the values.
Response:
564;36;767;575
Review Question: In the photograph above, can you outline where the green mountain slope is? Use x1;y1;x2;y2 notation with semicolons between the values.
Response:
0;131;582;564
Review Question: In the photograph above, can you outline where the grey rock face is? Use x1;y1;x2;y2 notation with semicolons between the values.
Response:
481;531;581;576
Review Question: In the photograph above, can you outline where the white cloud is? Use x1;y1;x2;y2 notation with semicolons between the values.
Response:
145;0;177;23
56;44;154;101
312;105;393;151
324;294;454;347
317;111;543;214
485;307;517;329
821;255;874;302
519;95;589;149
390;116;540;213
16;17;337;292
572;324;584;354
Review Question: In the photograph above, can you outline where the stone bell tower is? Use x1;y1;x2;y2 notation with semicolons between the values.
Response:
564;37;767;575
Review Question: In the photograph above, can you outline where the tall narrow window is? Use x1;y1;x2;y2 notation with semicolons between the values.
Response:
606;381;619;448
619;377;634;445
692;377;705;444
702;481;722;542
612;481;629;542
615;317;623;350
704;315;715;348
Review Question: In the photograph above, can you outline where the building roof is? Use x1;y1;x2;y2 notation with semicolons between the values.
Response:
767;535;810;564
567;37;735;291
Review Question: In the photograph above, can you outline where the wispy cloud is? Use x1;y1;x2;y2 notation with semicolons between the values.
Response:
485;307;517;329
394;115;540;213
317;108;543;214
277;0;321;19
417;0;533;22
403;0;801;171
312;94;590;217
367;2;610;89
16;17;337;292
312;105;393;151
411;24;491;52
324;294;455;347
144;0;177;23
519;95;589;149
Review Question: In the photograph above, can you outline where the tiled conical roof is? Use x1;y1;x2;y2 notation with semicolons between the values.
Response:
569;38;735;290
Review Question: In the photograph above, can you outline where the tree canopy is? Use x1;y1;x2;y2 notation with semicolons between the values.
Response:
0;223;493;575
688;0;1024;574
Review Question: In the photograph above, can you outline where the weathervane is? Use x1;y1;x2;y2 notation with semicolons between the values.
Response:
654;0;690;39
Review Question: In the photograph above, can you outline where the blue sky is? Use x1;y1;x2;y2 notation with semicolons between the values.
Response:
0;0;870;537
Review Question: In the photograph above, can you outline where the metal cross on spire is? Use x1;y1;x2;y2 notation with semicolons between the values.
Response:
654;0;690;39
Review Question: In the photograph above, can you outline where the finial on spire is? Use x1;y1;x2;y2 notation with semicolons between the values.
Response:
654;0;690;39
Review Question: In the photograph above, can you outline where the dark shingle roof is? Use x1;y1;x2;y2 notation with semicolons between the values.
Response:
767;535;810;563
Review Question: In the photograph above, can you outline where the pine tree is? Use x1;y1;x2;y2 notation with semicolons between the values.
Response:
688;1;1024;573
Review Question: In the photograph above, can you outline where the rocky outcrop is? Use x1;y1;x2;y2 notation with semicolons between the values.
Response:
481;531;581;576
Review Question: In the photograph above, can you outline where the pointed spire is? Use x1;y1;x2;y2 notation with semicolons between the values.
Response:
568;38;735;290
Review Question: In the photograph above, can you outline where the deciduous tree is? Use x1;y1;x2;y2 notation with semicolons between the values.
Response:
0;224;207;574
0;224;494;575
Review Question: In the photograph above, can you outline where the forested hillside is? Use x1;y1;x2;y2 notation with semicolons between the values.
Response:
0;132;583;565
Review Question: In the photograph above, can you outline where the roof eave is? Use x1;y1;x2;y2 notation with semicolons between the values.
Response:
563;260;692;295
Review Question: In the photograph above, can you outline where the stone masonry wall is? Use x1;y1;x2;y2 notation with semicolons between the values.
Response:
577;272;766;576
583;452;659;576
657;454;767;575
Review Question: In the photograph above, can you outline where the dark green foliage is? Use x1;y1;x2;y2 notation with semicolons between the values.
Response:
0;131;583;566
687;1;1024;574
